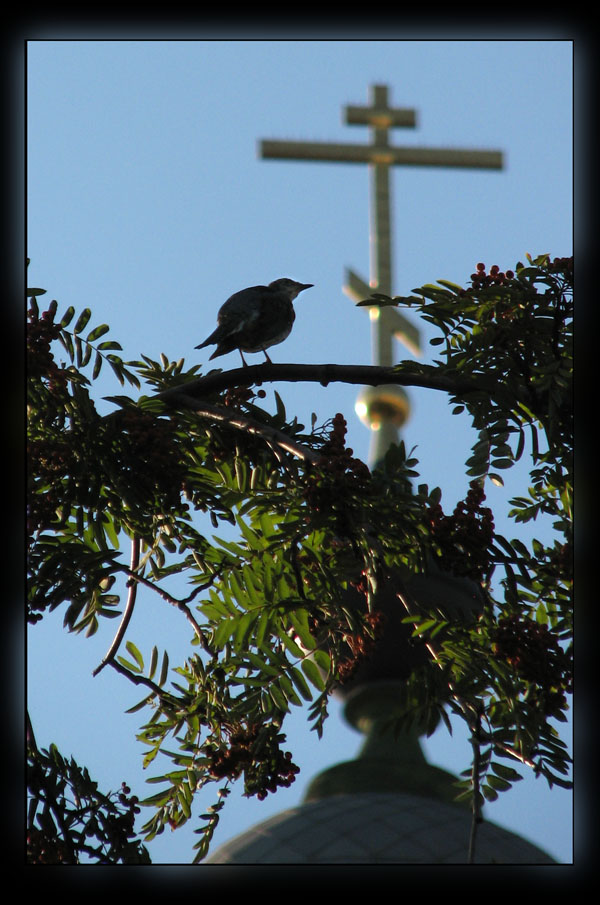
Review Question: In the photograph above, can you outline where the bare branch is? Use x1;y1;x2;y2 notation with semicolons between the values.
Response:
107;658;166;697
170;396;323;465
468;705;485;864
157;362;482;404
120;564;213;653
92;537;141;677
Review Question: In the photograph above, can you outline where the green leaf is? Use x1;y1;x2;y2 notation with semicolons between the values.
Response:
486;774;512;792
437;279;464;293
355;294;398;308
73;308;92;334
107;355;126;385
116;656;142;673
74;335;83;367
273;390;287;423
289;666;313;701
148;645;158;680
60;305;75;327
159;651;170;687
86;323;110;342
234;457;247;492
126;694;156;713
213;617;237;650
490;761;523;782
140;786;172;807
311;648;332;674
288;609;316;651
245;651;280;677
59;331;74;360
482;784;499;802
92;351;103;379
411;618;437;637
233;611;256;650
277;674;303;707
97;340;123;351
269;683;290;712
491;457;514;470
125;640;144;671
280;631;305;660
255;612;272;650
301;658;326;691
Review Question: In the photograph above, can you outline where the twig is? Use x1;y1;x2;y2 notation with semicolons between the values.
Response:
396;586;486;863
92;536;141;677
169;396;323;465
107;658;167;697
120;564;213;653
492;741;537;770
289;536;307;600
467;705;484;864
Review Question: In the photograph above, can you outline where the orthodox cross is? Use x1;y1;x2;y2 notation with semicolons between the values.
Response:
259;84;504;461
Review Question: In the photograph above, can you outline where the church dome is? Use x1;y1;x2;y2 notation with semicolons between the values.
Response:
206;682;556;865
206;790;555;864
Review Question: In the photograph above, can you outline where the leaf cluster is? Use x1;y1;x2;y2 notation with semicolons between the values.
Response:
27;255;572;862
27;736;150;864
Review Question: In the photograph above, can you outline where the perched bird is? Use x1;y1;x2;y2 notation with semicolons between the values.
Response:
195;278;313;366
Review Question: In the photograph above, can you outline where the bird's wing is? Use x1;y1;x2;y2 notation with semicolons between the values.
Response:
217;286;267;336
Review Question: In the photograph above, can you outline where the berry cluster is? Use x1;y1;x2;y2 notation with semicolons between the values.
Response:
302;414;370;526
492;615;572;714
27;826;72;864
27;302;68;392
205;723;300;801
546;255;573;278
223;384;256;407
27;781;142;864
27;436;76;541
208;386;268;467
111;781;141;844
426;481;495;581
116;410;186;509
548;540;572;577
336;609;387;684
470;262;515;289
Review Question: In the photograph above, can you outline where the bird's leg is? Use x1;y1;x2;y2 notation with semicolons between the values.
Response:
239;350;249;367
263;350;273;364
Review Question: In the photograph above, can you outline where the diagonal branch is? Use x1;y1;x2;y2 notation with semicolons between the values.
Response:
168;396;323;465
119;563;213;652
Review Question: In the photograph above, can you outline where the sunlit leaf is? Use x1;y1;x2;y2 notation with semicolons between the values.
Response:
301;658;326;691
125;641;144;670
73;308;92;334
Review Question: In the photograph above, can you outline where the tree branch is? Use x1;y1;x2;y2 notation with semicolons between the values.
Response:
120;564;213;653
468;705;485;864
170;396;323;465
156;362;484;405
92;537;141;677
107;658;167;697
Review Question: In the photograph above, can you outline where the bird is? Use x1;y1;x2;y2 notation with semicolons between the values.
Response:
195;278;313;366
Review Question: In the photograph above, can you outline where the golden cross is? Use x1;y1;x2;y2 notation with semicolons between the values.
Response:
259;84;504;461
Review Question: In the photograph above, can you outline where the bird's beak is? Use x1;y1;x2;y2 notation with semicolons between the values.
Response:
301;283;314;290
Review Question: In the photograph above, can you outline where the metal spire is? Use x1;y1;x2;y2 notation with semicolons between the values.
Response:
259;83;504;464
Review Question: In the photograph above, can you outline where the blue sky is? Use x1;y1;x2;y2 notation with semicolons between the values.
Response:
27;38;573;864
